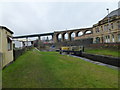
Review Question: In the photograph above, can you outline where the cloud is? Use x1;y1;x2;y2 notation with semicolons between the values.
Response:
0;2;118;37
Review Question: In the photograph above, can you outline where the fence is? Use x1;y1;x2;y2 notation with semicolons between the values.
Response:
13;46;33;61
13;48;25;60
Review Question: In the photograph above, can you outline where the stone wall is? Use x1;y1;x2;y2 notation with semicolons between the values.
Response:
88;43;120;51
81;52;120;67
54;38;93;48
13;48;25;60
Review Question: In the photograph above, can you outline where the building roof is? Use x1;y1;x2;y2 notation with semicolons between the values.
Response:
0;26;14;34
106;8;120;18
93;8;120;27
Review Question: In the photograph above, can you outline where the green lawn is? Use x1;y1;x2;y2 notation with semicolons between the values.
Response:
2;49;119;88
84;48;120;57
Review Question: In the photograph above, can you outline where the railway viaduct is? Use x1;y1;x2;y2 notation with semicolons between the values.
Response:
13;27;93;47
53;27;93;43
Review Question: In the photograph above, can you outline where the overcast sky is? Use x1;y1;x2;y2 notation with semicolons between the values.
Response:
0;1;119;37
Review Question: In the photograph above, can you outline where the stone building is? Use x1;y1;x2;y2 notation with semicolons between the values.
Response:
0;26;14;68
92;8;120;43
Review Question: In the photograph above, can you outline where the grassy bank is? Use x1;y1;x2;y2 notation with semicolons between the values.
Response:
84;48;120;57
2;49;118;88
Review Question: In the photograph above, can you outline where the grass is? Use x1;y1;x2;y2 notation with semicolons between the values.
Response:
2;49;119;88
84;48;120;57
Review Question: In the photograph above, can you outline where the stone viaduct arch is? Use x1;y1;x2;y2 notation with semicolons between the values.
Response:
53;28;93;43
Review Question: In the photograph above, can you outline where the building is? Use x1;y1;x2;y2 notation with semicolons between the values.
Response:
0;26;14;68
93;8;120;43
74;8;120;44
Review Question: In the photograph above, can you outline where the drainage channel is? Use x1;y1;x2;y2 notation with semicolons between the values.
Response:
69;55;118;70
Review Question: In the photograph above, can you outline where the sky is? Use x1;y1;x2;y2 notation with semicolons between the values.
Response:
0;0;119;38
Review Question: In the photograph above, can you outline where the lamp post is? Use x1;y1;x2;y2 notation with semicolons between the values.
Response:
106;8;111;43
106;8;110;31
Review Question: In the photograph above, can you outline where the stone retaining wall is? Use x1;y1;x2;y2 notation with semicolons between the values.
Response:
81;52;120;67
88;43;120;51
54;38;93;48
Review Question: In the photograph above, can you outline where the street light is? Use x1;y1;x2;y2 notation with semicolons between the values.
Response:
106;8;109;14
106;8;111;43
106;8;110;31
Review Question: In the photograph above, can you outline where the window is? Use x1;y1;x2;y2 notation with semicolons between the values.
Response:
95;27;99;33
104;35;110;43
111;23;114;29
107;35;110;42
112;34;115;42
118;21;120;29
107;24;110;31
7;37;12;51
101;26;103;31
95;37;100;43
105;36;108;43
104;25;107;31
118;34;120;42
